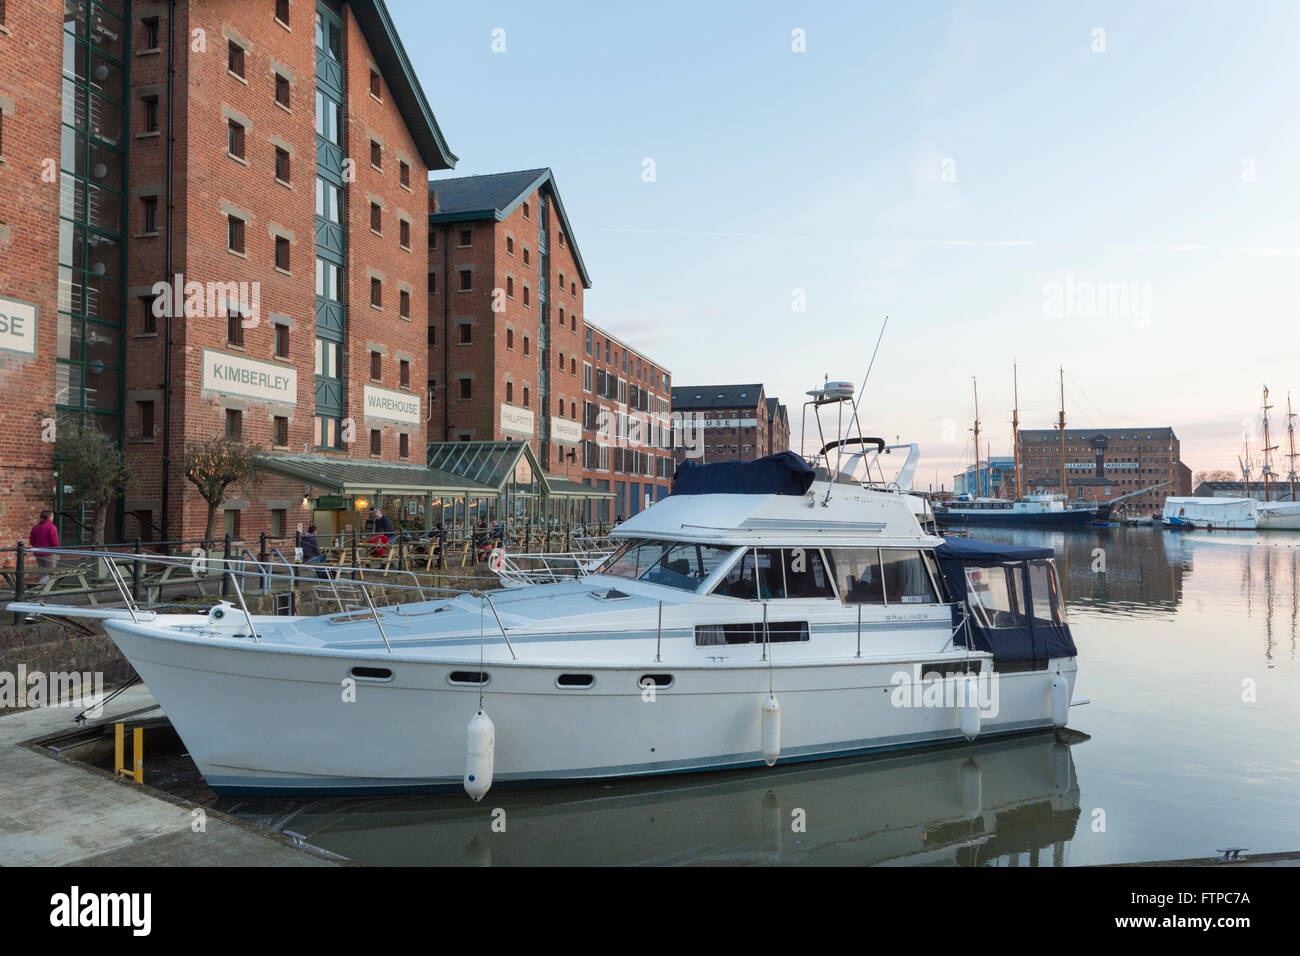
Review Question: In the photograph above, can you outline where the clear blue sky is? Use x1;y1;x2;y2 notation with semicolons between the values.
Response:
395;0;1300;486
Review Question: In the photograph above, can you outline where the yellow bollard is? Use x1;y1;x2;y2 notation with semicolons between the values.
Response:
113;722;144;784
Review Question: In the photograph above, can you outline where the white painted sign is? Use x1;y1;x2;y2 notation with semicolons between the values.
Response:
550;416;582;443
0;295;37;356
201;349;297;404
500;403;535;437
672;418;758;430
364;384;421;425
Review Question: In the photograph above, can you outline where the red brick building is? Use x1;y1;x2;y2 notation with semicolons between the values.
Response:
671;384;790;466
427;168;673;522
0;0;457;546
765;397;790;457
1018;427;1193;515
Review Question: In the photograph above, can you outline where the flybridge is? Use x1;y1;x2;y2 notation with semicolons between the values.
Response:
670;451;816;497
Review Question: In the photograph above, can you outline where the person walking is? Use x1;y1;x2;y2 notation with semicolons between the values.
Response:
29;510;60;585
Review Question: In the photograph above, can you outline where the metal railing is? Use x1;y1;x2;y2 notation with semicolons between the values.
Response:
3;548;519;656
491;549;614;587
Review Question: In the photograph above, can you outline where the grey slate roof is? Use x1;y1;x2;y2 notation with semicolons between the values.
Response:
429;168;592;287
671;384;766;411
1019;427;1176;442
353;1;457;170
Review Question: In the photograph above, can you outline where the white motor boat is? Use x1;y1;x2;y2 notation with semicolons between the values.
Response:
1161;496;1258;530
11;390;1080;799
1256;500;1300;530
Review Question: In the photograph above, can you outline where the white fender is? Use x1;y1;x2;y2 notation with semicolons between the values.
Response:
464;710;495;801
1050;673;1069;728
958;674;981;741
761;694;781;767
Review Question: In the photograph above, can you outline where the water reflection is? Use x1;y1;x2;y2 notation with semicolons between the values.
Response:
220;731;1083;866
964;527;1300;650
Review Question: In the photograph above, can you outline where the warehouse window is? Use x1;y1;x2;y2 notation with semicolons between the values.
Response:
228;40;245;79
400;289;410;318
227;120;245;159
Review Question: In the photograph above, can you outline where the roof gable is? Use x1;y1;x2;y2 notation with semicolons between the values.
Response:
352;1;458;170
429;168;592;287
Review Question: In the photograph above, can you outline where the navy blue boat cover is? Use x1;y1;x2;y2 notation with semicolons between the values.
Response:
671;451;816;497
936;537;1078;662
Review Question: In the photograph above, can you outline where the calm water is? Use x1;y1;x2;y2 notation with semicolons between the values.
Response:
221;528;1300;865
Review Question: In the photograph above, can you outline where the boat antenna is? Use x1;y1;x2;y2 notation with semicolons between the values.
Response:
832;316;888;500
837;317;889;476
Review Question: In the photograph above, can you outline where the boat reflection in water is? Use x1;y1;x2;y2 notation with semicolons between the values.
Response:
223;729;1085;866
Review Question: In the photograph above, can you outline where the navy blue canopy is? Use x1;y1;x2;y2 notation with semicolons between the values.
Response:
936;536;1078;662
936;538;1054;562
671;451;815;497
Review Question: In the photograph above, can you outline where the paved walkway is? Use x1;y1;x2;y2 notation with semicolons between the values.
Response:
0;686;338;866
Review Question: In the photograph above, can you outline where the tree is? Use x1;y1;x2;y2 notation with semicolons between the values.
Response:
1194;469;1235;484
184;437;264;544
54;418;133;545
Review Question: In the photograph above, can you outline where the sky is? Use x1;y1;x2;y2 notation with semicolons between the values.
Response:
393;0;1300;488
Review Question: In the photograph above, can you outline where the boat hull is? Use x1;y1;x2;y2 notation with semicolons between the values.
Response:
104;620;1077;796
935;509;1095;528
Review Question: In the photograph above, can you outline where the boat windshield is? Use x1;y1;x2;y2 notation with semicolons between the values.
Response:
597;539;737;592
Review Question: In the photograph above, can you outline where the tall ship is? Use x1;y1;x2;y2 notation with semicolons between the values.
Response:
935;367;1096;529
1256;389;1300;530
1163;386;1300;531
10;380;1081;799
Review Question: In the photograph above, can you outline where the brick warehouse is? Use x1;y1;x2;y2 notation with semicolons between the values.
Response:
0;0;455;545
427;168;675;522
670;383;791;466
1018;427;1193;515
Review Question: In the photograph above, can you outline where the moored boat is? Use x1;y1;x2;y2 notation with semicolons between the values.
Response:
9;383;1082;799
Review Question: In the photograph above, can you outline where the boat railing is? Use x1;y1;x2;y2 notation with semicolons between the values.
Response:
491;549;613;587
1;547;492;620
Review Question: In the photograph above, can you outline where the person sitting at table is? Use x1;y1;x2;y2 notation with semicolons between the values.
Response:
301;525;325;563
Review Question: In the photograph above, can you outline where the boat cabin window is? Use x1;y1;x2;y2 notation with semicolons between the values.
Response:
826;548;940;605
601;538;734;592
880;550;939;604
711;548;836;600
695;621;810;646
825;548;885;604
964;564;1028;629
1026;559;1066;626
781;547;835;599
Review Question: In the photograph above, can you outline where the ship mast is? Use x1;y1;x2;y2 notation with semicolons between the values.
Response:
1012;362;1022;500
1288;393;1298;502
1058;367;1067;500
972;377;982;498
1261;385;1277;503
